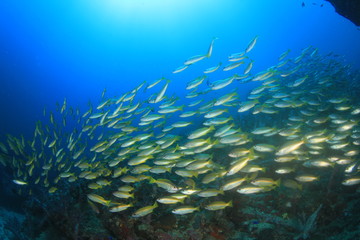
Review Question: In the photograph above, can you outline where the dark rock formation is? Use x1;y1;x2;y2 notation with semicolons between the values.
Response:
326;0;360;26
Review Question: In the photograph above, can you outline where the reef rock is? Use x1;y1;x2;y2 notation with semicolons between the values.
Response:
326;0;360;26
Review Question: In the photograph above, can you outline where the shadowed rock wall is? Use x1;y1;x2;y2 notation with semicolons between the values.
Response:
326;0;360;26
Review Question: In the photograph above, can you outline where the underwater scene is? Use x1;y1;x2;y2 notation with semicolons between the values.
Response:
1;1;360;240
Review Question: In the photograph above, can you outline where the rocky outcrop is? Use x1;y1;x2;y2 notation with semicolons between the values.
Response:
326;0;360;26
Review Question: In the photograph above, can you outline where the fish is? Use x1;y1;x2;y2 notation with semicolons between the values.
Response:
276;140;305;156
251;178;280;187
2;36;360;222
245;36;259;53
197;189;224;197
295;175;319;182
112;191;135;199
237;185;271;194
221;177;247;191
172;206;199;215
204;62;222;74
157;196;185;204
226;158;250;176
244;60;254;74
153;80;170;103
279;49;291;61
147;78;164;89
214;92;238;106
132;202;158;217
87;193;111;206
209;76;236;90
182;38;218;66
109;203;133;213
184;55;207;65
172;65;190;73
238;100;259;112
188;126;215;139
342;177;360;186
149;178;181;193
206;37;218;58
253;144;276;152
223;61;244;71
205;200;232;211
13;179;28;185
118;185;134;192
186;76;206;90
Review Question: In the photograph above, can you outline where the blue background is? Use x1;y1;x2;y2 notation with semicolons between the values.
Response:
1;0;359;139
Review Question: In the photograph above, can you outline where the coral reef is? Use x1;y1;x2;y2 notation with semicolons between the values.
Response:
0;172;359;240
0;207;25;240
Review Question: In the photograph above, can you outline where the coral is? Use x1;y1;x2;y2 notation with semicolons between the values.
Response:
328;225;360;240
242;206;293;228
293;204;322;240
0;207;25;240
245;221;274;234
21;184;111;240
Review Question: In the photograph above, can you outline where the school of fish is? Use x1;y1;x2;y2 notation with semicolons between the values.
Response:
0;36;360;218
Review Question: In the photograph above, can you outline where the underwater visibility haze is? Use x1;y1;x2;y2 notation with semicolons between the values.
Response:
0;0;360;239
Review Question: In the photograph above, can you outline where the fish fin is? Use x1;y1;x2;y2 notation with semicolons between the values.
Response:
149;177;156;184
276;179;281;186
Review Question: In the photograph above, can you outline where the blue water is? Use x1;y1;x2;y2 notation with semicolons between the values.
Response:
1;1;360;239
0;0;359;139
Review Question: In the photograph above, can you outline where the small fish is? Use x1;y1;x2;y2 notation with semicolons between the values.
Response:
149;178;180;193
184;55;207;65
157;197;185;204
226;158;250;176
251;178;280;187
186;76;206;90
172;206;199;215
48;187;58;193
113;190;135;199
147;78;164;89
88;183;102;189
109;203;133;213
188;126;215;139
172;65;189;73
206;37;218;58
275;167;294;174
276;140;305;156
13;179;28;185
245;36;258;53
204;62;222;74
244;61;254;75
197;189;224;197
253;144;276;152
238;100;259;112
205;201;232;211
132;202;158;217
295;175;319;183
223;61;244;71
118;185;134;192
154;80;170;103
279;49;291;61
237;185;269;194
209;76;236;90
221;177;247;191
87;193;111;206
283;179;303;190
342;177;360;186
